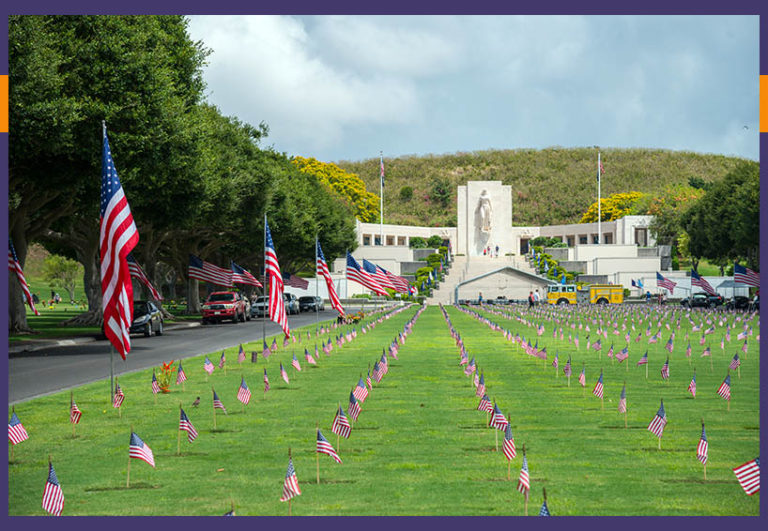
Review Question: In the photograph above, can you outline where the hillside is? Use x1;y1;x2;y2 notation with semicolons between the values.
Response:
335;147;752;227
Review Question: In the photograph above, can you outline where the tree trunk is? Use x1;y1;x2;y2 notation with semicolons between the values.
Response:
61;246;103;327
187;277;201;314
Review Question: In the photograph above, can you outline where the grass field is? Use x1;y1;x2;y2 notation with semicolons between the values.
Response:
7;303;760;516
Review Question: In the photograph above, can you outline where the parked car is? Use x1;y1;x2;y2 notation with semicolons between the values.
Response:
202;291;247;324
726;295;751;311
299;296;325;312
130;300;164;337
242;297;252;321
681;292;713;309
251;295;268;318
284;293;300;315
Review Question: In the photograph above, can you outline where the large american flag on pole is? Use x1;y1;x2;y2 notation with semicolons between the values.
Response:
8;238;39;315
283;272;309;290
346;253;387;295
691;269;716;295
231;261;262;287
265;219;290;338
363;259;396;291
100;126;139;360
383;266;410;293
316;241;344;316
188;254;233;287
733;263;760;287
126;254;162;300
656;272;677;294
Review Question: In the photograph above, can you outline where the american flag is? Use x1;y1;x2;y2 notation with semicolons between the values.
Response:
346;252;387;296
317;429;342;464
316;241;344;316
353;378;369;402
475;372;486;397
563;356;572;377
305;348;317;366
331;406;351;439
688;372;697;397
113;383;124;408
503;423;517;460
363;259;396;291
70;397;82;425
380;152;385;188
552;353;559;369
691;269;716;295
729;353;741;370
262;340;271;359
616;346;629;363
637;350;648;366
282;272;309;290
664;337;674;353
42;462;64;516
592;371;604;399
292;353;302;372
618;384;627;413
656;272;677;294
661;358;670;380
176;362;187;384
607;344;614;359
100;129;139;359
279;457;301;502
578;365;586;387
218;351;226;369
348;391;361;421
592;338;602;351
686;342;692;357
204;357;214;375
741;340;748;354
188;254;233;287
237;377;251;405
280;363;290;384
8;411;29;445
179;408;198;443
478;394;493;412
372;361;384;383
8;238;39;315
231;261;262;287
383;266;410;293
238;344;246;363
517;453;530;493
489;403;509;431
696;423;708;465
733;457;760;495
539;499;550;517
366;370;373;390
151;372;160;395
213;389;227;413
126;254;163;300
716;374;731;401
647;400;667;438
265;220;290;337
702;345;711;357
129;432;155;467
733;263;760;287
263;369;271;392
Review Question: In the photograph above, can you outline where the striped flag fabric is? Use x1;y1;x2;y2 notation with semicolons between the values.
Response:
372;361;384;383
741;340;748;354
279;457;302;502
383;266;410;293
8;411;29;445
616;346;629;363
317;429;342;464
475;372;486;397
305;347;317;365
664;336;674;353
733;263;760;287
129;432;155;467
647;400;667;439
696;423;708;465
688;372;697;397
179;408;198;443
204;357;215;375
188;254;233;287
331;406;351;439
151;372;160;395
113;383;125;408
366;370;373;390
263;369;270;392
563;356;572;377
280;363;290;384
592;371;604;399
348;391;361;421
346;252;387;296
701;345;711;357
265;220;290;338
363;259;396;291
8;238;40;316
238;344;246;363
733;457;760;495
656;272;677;294
126;254;163;300
231;261;262;287
262;340;271;359
552;353;559;369
282;272;309;290
69;397;82;425
503;423;517;460
489;403;509;431
100;128;139;360
686;342;692;357
316;241;344;316
213;389;227;413
353;378;369;402
578;365;586;387
292;353;302;372
661;357;670;380
691;269;716;295
42;462;64;516
176;362;187;384
729;353;741;370
517;453;530;493
717;374;731;401
618;384;627;413
237;377;251;405
478;394;493;412
219;351;226;369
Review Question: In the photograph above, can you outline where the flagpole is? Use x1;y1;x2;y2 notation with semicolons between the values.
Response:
177;403;182;456
315;235;320;334
316;422;321;484
263;214;267;356
110;346;115;405
212;387;217;430
71;391;76;438
379;151;383;247
597;149;601;245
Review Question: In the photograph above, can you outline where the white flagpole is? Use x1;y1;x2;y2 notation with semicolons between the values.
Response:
315;235;320;333
379;151;384;246
597;149;602;245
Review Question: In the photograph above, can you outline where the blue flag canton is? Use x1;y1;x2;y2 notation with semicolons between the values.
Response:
286;458;296;478
130;432;146;448
316;241;326;261
47;462;60;486
700;425;707;442
100;135;125;217
180;408;190;422
362;259;378;275
241;378;249;390
265;220;276;251
539;501;550;516
657;401;666;419
317;429;329;443
346;252;361;270
9;411;22;427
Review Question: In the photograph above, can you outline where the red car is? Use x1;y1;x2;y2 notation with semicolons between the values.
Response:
202;291;247;324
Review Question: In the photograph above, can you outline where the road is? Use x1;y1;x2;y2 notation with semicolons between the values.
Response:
8;309;348;404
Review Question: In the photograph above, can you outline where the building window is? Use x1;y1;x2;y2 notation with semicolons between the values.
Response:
397;236;406;246
567;236;575;247
363;235;371;246
374;236;381;246
592;234;599;244
635;228;648;247
603;233;613;244
579;235;588;245
386;235;395;246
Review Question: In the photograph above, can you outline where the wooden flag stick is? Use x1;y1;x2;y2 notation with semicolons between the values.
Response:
71;391;76;438
177;403;182;455
524;489;529;516
507;460;511;481
495;428;499;452
127;424;133;488
645;363;648;379
704;462;707;481
737;365;740;379
658;435;661;450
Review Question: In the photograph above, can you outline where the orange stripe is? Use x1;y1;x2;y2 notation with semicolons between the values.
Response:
0;75;7;133
762;75;768;132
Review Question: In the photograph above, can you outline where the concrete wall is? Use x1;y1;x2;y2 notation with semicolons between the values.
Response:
355;219;457;251
590;257;662;276
457;181;514;256
544;247;569;261
573;244;639;261
457;269;551;301
559;261;587;273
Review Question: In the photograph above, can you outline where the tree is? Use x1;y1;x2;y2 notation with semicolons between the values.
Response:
647;185;706;249
409;237;428;249
427;235;444;248
580;192;648;223
429;177;452;208
42;254;83;302
399;186;413;202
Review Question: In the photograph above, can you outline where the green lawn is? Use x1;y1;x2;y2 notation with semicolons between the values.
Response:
7;304;760;515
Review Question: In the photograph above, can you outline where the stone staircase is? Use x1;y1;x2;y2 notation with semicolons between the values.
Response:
425;255;541;305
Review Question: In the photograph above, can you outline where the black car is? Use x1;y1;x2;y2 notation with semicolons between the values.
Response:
707;293;725;307
726;295;751;311
130;300;164;336
681;293;712;309
299;296;324;312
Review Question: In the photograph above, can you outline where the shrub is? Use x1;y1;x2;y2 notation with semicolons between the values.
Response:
427;235;444;248
399;186;413;201
410;237;428;249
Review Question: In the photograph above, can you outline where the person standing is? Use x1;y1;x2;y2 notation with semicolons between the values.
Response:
534;289;541;305
478;292;483;304
528;291;534;308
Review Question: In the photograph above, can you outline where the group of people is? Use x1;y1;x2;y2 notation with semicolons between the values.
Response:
527;289;541;308
482;245;500;257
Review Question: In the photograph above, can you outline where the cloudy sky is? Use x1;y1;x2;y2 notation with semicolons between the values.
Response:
187;15;759;163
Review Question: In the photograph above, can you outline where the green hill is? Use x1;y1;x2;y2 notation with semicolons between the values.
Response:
335;147;752;227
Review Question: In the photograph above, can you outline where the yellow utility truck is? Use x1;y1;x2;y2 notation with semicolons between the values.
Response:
547;284;624;305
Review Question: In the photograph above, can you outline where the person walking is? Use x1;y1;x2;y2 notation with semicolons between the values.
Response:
528;291;534;308
533;289;541;306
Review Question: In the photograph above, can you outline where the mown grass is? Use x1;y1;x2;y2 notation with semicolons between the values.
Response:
7;304;759;515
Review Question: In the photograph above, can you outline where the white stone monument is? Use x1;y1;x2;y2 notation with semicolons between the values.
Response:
457;181;514;256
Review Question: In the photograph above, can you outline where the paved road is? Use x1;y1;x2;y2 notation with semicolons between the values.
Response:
9;310;346;404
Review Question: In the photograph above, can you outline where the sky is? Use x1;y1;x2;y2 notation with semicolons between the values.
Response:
187;15;759;164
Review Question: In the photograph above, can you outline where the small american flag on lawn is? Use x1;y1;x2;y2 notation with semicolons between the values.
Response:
42;461;64;516
686;342;692;357
729;353;741;370
647;399;667;438
517;453;530;493
129;432;155;467
348;391;361;421
305;348;317;365
204;357;214;375
238;344;246;363
592;371;604;399
489;402;509;430
688;371;697;397
366;370;373;390
478;394;493;412
151;371;160;395
218;351;226;369
262;340;271;359
70;397;82;425
279;457;301;502
616;346;629;363
332;406;351;439
741;340;748;354
280;363;290;384
578;365;586;387
696;423;708;465
539;499;550;517
665;337;674;353
213;389;227;413
353;378;368;402
291;353;301;372
661;357;670;380
716;374;731;401
503;423;517;460
237;377;251;405
733;457;760;495
701;345;711;357
475;372;486;397
563;356;572;377
176;362;187;384
618;384;627;413
179;408;198;443
8;411;29;445
317;429;342;464
113;383;124;408
264;369;270;392
552;353;559;369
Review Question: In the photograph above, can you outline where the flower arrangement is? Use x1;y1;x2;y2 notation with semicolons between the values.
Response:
157;360;175;393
